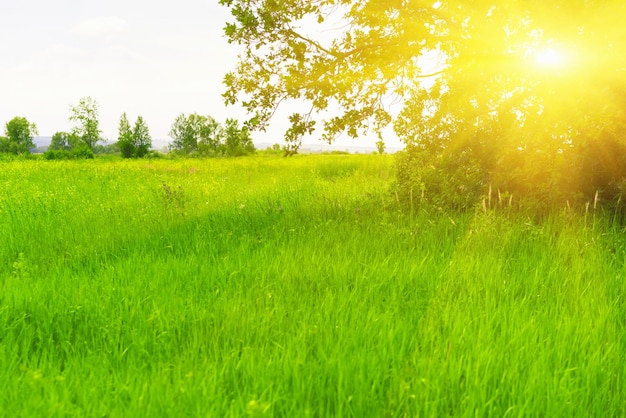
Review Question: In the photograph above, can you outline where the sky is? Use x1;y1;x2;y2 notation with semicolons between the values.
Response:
0;0;394;150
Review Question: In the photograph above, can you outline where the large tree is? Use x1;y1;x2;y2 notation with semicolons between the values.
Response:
1;117;38;154
221;0;626;206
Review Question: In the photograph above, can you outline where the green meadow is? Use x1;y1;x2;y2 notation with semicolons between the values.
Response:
1;154;624;417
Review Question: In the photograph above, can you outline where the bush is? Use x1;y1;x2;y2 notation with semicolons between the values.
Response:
395;131;626;214
43;146;94;160
394;144;488;211
43;150;72;160
71;145;94;159
146;150;166;159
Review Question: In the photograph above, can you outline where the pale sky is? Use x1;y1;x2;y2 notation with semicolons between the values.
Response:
0;1;397;150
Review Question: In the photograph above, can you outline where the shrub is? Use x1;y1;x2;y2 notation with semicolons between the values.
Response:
394;144;488;211
43;150;71;160
396;132;626;214
71;145;95;159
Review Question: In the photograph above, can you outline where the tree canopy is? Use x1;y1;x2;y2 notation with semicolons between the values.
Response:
69;97;102;151
0;117;38;154
49;131;79;151
169;113;222;155
118;113;153;158
220;0;625;143
168;114;255;157
221;0;626;207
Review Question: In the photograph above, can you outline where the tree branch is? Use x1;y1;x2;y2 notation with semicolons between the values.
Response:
286;28;339;57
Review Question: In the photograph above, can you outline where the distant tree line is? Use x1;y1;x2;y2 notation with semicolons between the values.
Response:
1;97;255;159
168;113;255;157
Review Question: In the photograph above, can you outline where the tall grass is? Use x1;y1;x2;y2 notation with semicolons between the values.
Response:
0;154;624;416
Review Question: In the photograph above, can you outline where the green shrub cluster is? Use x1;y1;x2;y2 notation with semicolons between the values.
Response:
43;145;94;160
395;144;487;211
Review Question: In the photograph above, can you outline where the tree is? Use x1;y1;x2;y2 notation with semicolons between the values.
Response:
49;131;79;151
169;114;197;154
69;97;102;150
117;114;152;158
92;143;120;155
117;113;134;158
197;116;222;156
133;116;152;157
375;137;385;155
168;114;254;156
45;130;94;160
0;137;8;154
222;118;255;156
1;117;38;154
221;0;626;207
169;113;222;155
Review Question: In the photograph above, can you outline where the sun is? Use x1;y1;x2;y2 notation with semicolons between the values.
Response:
534;47;565;66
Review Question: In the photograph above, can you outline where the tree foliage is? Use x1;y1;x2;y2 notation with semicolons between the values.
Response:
0;117;38;154
133;116;152;157
69;97;102;150
375;137;385;155
168;113;255;156
117;113;153;158
49;131;79;151
117;113;134;158
44;130;94;160
169;113;220;155
221;0;626;208
222;118;255;156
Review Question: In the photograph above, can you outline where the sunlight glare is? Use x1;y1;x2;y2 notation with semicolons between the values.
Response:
535;48;564;66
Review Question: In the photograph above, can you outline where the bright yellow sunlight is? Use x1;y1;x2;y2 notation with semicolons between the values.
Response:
534;47;565;66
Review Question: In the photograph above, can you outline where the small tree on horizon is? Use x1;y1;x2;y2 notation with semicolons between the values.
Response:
169;113;221;155
222;118;255;156
375;137;385;155
69;97;101;151
49;131;80;151
0;116;38;154
168;113;255;156
117;113;153;158
117;113;134;158
133;116;152;157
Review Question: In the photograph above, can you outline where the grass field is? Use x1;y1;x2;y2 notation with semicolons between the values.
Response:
1;154;625;417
